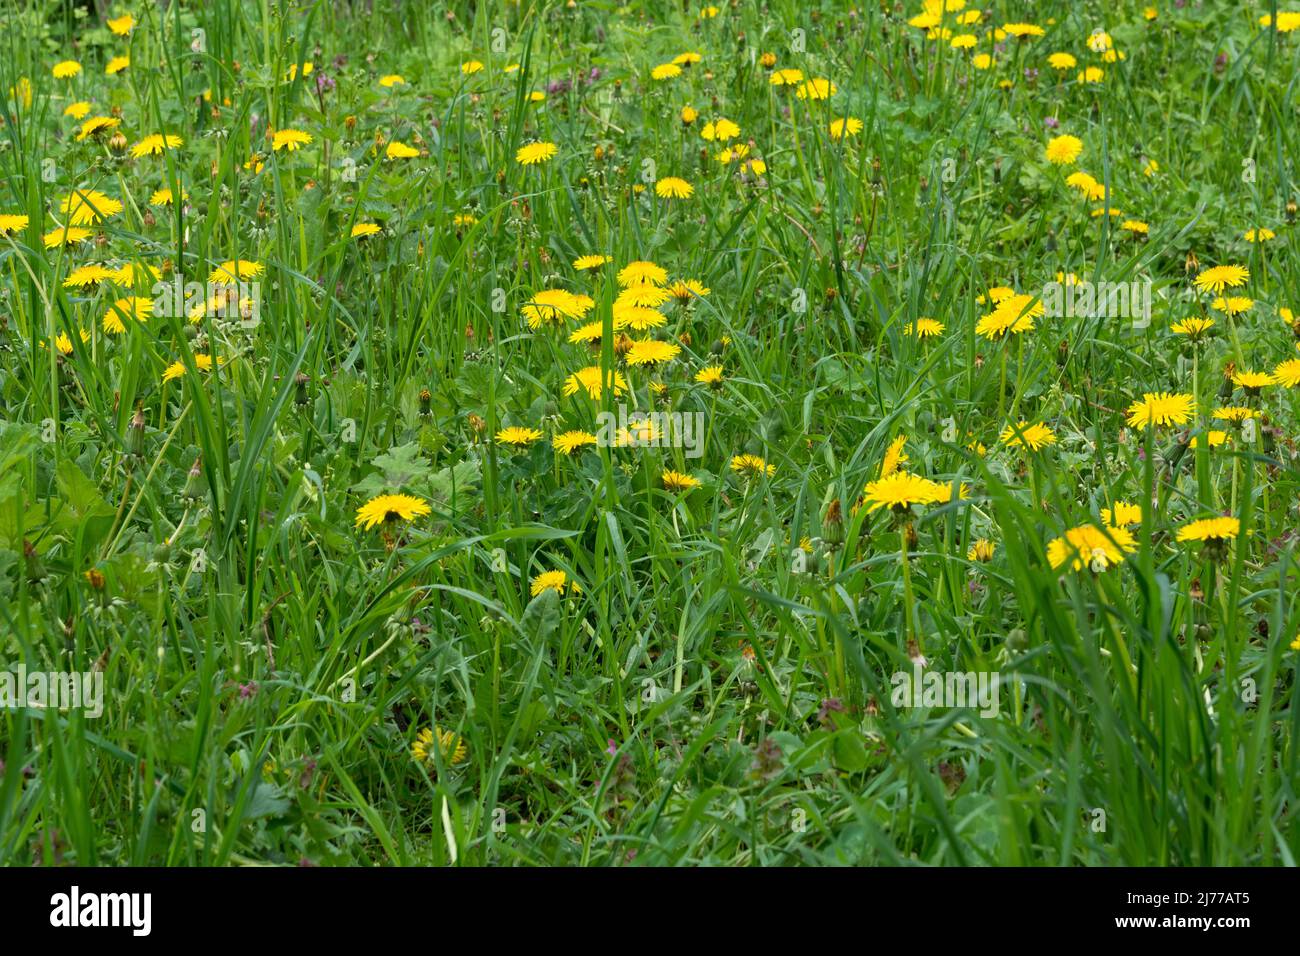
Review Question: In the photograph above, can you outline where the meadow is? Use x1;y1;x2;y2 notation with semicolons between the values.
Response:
0;0;1298;867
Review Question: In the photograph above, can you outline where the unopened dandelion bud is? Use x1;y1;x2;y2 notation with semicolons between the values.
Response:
126;404;146;458
823;498;844;546
23;539;46;586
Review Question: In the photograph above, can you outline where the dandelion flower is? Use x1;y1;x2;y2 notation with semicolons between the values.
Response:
496;426;543;448
1176;516;1239;544
0;214;30;236
700;118;740;142
131;134;183;157
60;189;123;225
530;569;579;596
43;225;92;248
662;469;701;492
870;439;910;486
829;117;864;140
412;726;467;766
1231;370;1274;390
1170;317;1214;339
209;260;263;282
905;318;945;338
1271;358;1300;388
655;176;694;199
102;296;154;334
695;365;725;388
386;140;419;159
161;353;217;383
1193;264;1249;294
797;78;837;100
731;454;775;478
1047;524;1136;571
1101;501;1142;527
563;366;628;399
516;141;558;165
1045;134;1083;165
271;128;313;152
999;421;1057;451
76;116;120;140
626;339;681;366
553;430;599;455
860;471;947;512
616;262;666;287
1125;392;1194;428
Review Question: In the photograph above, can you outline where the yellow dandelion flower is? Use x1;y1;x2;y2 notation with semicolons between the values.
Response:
999;421;1057;451
1045;134;1083;165
655;176;694;199
731;454;775;478
1176;516;1239;543
553;430;599;455
516;141;558;165
496;426;543;448
386;140;419;159
272;128;313;152
626;339;681;366
411;726;468;766
662;469;701;492
1125;392;1194;428
1047;524;1136;571
562;366;628;399
1193;264;1249;294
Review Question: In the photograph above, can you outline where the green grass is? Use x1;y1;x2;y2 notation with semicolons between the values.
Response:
0;0;1297;866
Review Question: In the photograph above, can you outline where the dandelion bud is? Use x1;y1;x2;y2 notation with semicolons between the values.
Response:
418;388;432;416
760;52;776;69
23;539;45;586
1006;628;1028;652
126;404;146;459
823;498;844;546
1288;200;1297;225
108;131;128;156
294;372;310;407
182;457;203;503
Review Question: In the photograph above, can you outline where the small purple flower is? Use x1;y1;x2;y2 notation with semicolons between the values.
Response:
239;681;257;699
606;739;617;756
1044;116;1060;129
315;72;335;95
